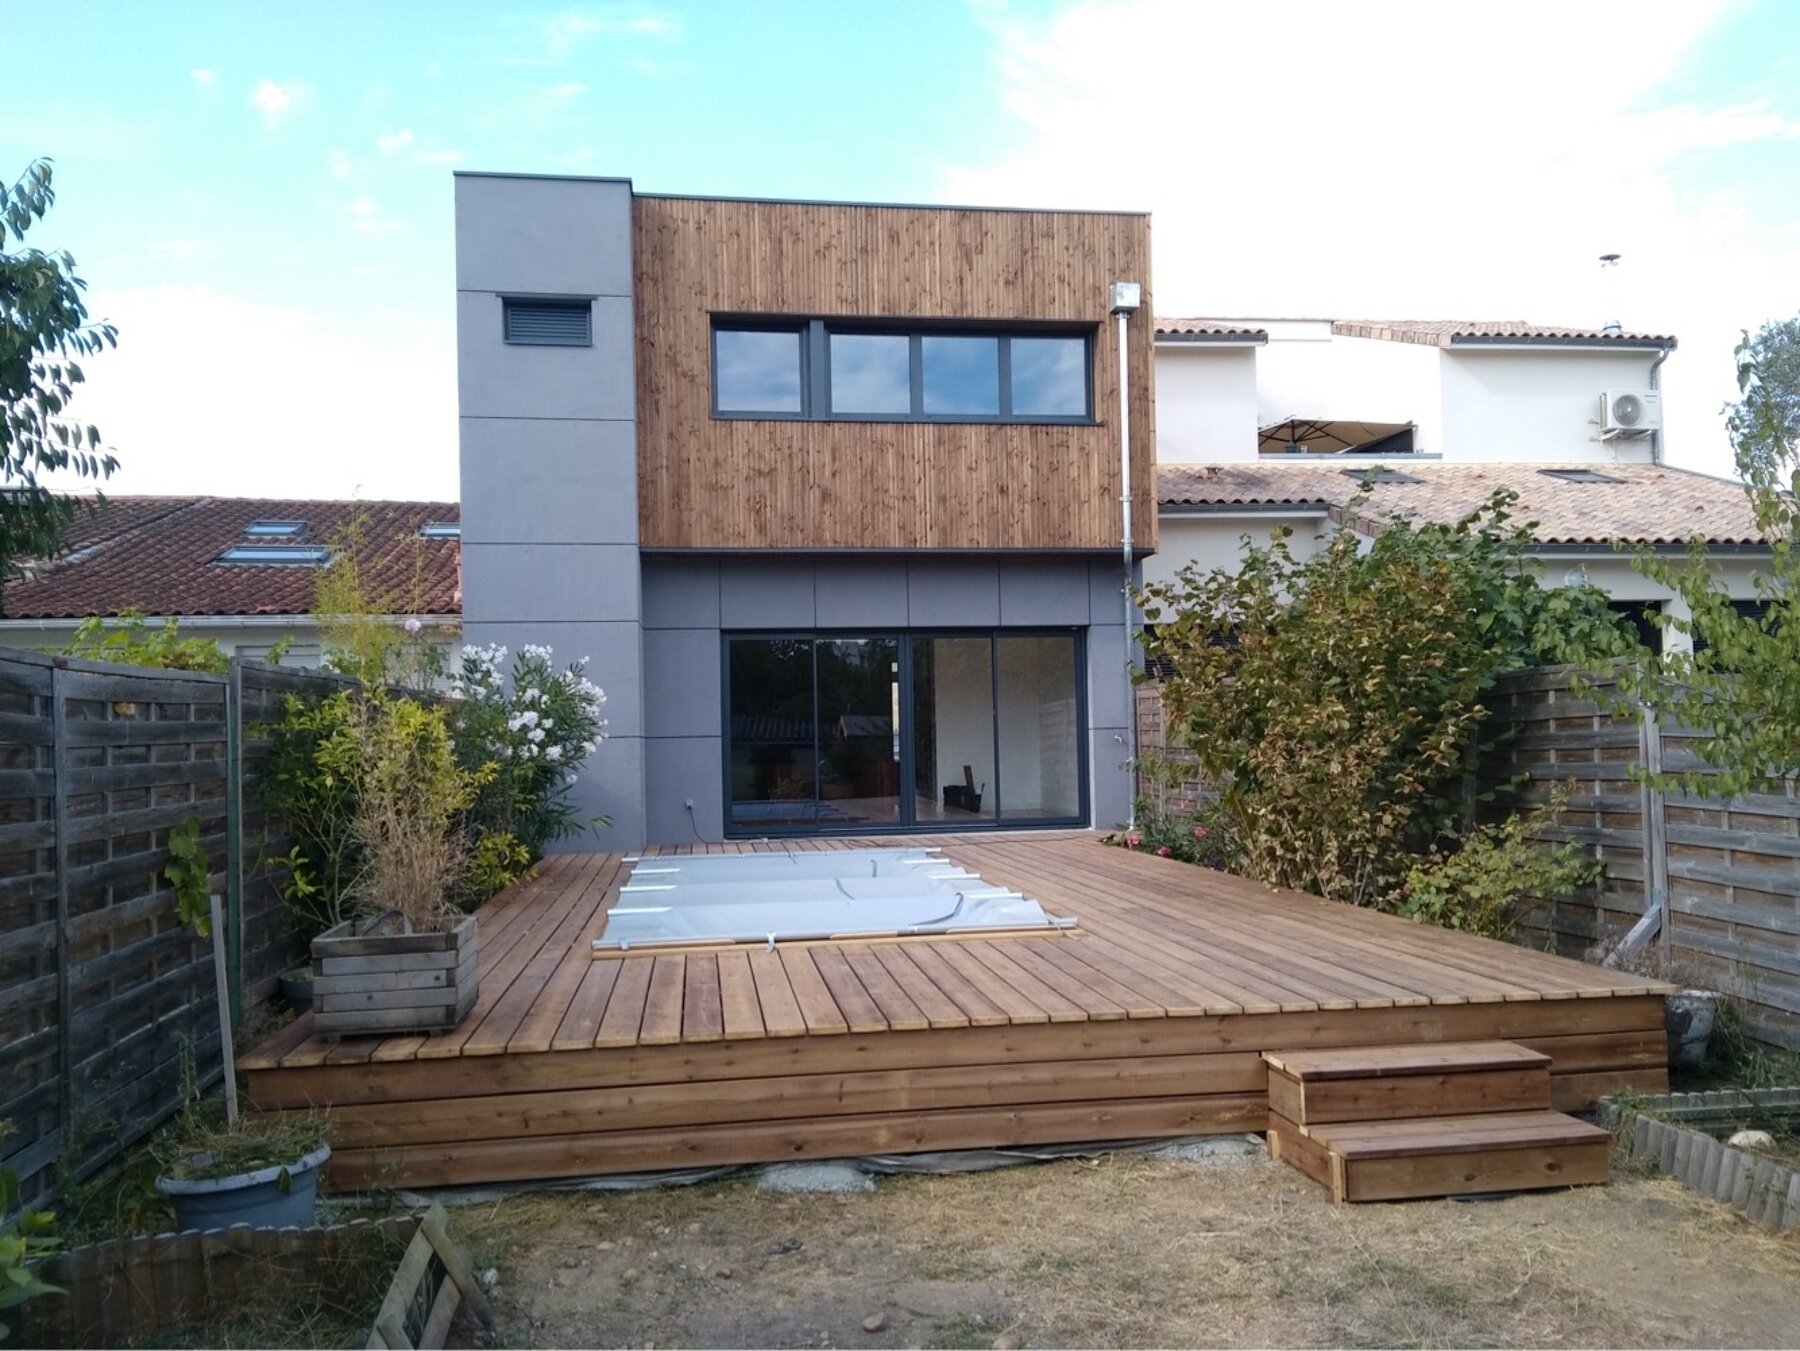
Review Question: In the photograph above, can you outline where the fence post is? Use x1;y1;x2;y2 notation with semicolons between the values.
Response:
225;659;245;1028
50;664;73;1174
1640;702;1671;952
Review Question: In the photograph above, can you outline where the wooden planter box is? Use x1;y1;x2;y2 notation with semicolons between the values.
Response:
310;913;478;1040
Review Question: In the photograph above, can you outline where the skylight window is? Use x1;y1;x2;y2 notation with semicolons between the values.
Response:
1539;469;1624;484
1340;468;1421;485
244;520;307;537
420;522;461;539
215;545;332;566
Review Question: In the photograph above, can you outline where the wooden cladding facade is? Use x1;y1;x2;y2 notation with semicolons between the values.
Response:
633;195;1155;552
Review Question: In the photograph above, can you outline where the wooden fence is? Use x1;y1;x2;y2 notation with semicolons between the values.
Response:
1485;666;1800;1050
1135;675;1800;1049
0;648;350;1208
12;1214;417;1348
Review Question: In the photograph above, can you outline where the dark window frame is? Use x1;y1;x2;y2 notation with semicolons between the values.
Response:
719;627;1090;839
710;318;1096;425
502;295;594;347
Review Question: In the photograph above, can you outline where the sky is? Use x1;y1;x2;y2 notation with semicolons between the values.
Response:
5;0;1798;501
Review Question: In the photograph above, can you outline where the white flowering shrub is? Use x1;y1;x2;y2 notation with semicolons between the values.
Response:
449;643;608;881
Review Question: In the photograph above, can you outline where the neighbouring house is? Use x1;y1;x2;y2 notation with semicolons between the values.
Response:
455;173;1154;850
1151;317;1775;645
0;497;462;664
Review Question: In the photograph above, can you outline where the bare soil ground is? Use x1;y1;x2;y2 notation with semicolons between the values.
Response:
456;1147;1800;1350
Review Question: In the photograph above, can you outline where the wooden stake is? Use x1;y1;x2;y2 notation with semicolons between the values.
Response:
209;893;239;1127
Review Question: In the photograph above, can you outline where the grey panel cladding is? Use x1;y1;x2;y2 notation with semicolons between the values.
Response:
638;553;1138;842
460;418;638;546
454;174;634;296
457;171;646;849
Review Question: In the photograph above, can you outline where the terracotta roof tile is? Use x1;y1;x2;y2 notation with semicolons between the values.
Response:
1154;319;1269;342
1330;319;1676;348
1156;462;1765;547
4;497;461;620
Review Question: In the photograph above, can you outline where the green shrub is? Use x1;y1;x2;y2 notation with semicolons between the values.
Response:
1106;798;1239;871
1396;796;1601;938
1139;486;1635;909
0;1122;61;1340
57;610;230;672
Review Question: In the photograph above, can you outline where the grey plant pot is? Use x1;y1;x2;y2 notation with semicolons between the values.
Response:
1666;988;1720;1067
154;1144;331;1233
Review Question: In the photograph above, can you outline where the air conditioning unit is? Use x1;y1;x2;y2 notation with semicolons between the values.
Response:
1597;389;1661;436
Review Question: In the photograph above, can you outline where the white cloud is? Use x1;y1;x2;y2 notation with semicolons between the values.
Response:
189;68;217;86
946;0;1795;476
376;128;416;153
250;78;311;126
502;9;681;65
44;285;457;499
339;196;412;237
326;147;355;179
541;80;588;103
414;147;464;166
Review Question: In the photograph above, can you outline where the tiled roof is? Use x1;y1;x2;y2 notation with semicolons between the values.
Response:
1154;319;1269;342
4;497;461;620
1331;319;1677;349
1156;462;1766;547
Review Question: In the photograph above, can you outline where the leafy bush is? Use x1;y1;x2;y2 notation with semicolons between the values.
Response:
57;610;229;672
1139;486;1635;909
449;642;610;864
163;815;213;935
313;510;449;692
1106;798;1239;870
256;644;609;935
257;690;365;938
0;1121;61;1339
1396;795;1601;938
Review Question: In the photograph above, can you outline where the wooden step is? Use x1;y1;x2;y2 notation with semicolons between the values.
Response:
1269;1109;1611;1203
1263;1041;1552;1125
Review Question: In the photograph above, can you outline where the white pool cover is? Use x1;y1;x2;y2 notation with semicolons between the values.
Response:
594;848;1077;951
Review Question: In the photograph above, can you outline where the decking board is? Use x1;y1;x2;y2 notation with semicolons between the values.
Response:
241;833;1674;1188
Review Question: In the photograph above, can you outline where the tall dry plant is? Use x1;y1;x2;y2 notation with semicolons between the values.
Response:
320;693;491;932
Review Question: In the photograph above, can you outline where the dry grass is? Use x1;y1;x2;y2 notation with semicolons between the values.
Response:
455;1151;1800;1350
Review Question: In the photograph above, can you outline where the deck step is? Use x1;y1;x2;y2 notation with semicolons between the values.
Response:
1268;1109;1611;1203
1263;1040;1552;1125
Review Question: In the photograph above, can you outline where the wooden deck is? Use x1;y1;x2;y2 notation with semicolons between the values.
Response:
242;834;1673;1190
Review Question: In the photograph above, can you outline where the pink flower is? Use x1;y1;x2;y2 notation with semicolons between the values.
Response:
1125;834;1141;849
1156;845;1172;858
1192;825;1208;840
404;617;422;634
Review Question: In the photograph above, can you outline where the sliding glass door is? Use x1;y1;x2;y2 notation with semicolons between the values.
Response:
725;631;1085;835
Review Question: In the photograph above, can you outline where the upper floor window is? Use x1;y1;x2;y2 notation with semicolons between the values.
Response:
712;319;1092;423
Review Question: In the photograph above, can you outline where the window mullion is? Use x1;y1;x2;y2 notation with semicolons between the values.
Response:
998;336;1013;420
909;332;924;417
808;319;829;419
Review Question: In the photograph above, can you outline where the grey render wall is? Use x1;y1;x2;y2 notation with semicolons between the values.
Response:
640;554;1137;844
455;173;648;850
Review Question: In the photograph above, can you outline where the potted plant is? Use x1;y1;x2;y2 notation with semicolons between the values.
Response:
308;693;490;1039
152;1106;330;1233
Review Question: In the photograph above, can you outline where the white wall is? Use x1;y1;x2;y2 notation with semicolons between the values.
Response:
1144;512;1333;588
1254;326;1443;450
1438;349;1662;463
1153;346;1259;462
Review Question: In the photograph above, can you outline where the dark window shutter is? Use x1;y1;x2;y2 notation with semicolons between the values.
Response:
503;298;592;346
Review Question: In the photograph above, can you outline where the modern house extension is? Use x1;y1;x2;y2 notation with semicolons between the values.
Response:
455;174;1154;851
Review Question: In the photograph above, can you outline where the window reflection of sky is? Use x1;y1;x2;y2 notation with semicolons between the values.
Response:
830;333;910;414
922;336;1000;414
716;329;801;411
1011;337;1086;416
